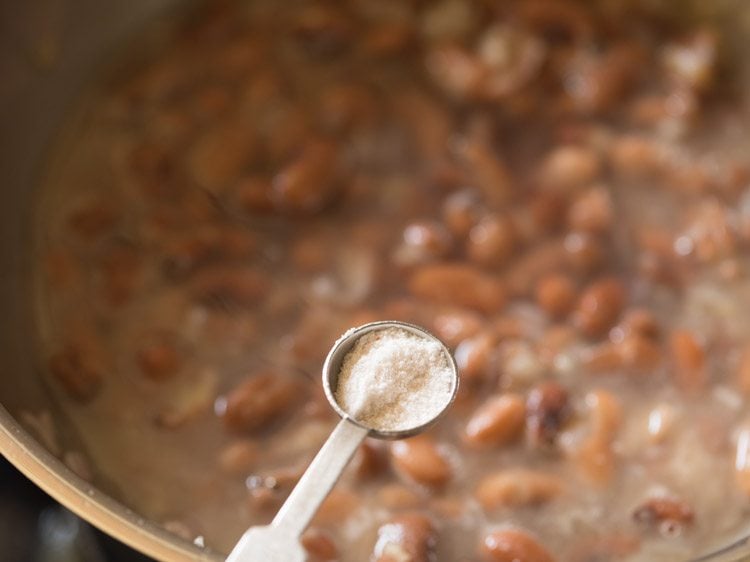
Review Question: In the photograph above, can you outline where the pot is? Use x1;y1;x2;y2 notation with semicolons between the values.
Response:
2;1;750;561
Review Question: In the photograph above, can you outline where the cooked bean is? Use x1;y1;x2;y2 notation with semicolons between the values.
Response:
574;278;626;338
187;122;255;194
633;497;695;537
395;220;453;265
217;371;302;433
190;265;268;309
737;345;750;396
372;513;437;562
409;263;506;313
454;132;514;206
271;138;340;214
564;231;605;275
68;199;118;239
314;488;361;526
479;528;555;562
431;309;483;348
539;145;601;192
454;332;496;385
464;394;526;448
475;469;563;510
301;528;338;561
535;273;576;319
137;338;181;380
573;390;622;485
352;440;387;480
99;243;142;306
467;215;517;267
735;427;750;497
48;343;104;402
526;381;570;446
218;440;259;474
231;176;275;215
391;435;452;488
567;533;640;562
506;238;568;296
669;329;707;393
442;190;482;238
567;186;613;233
377;484;424;511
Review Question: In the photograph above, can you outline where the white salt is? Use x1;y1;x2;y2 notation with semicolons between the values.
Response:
334;327;454;432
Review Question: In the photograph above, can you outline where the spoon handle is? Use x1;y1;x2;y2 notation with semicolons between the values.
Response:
272;418;368;537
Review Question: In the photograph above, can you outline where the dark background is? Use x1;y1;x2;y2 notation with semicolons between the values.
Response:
0;457;152;562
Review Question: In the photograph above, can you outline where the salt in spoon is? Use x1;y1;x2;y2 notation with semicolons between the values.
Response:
226;320;458;562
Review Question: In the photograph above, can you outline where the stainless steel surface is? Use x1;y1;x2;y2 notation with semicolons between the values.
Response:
227;321;458;561
1;1;750;561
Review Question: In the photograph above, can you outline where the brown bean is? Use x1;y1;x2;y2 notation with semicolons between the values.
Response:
455;332;496;385
467;215;517;267
564;231;604;275
301;528;338;561
454;133;514;207
391;435;451;488
573;390;622;485
479;528;555;562
617;334;661;372
271;139;340;214
314;488;360;526
567;186;613;233
99;243;142;306
137;339;181;380
68;199;118;239
608;135;666;179
526;381;570;446
373;513;437;562
737;345;750;396
48;343;104;402
409;263;506;313
633;497;695;537
431;309;483;348
735;427;750;497
395;220;453;265
539;145;601;192
377;484;423;511
475;469;563;510
187;122;255;194
232;176;274;215
190;266;268;309
669;329;707;393
506;239;568;296
352;440;387;480
464;394;526;448
535;273;576;319
218;440;259;474
217;371;302;433
611;308;660;342
442;190;482;238
426;44;485;100
574;278;626;338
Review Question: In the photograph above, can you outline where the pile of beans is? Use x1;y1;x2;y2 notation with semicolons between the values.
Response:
35;0;750;560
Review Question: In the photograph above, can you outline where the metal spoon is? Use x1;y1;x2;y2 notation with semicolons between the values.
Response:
226;320;458;562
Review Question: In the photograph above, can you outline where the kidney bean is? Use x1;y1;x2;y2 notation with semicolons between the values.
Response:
467;215;517;267
535;273;576;319
48;343;103;402
574;278;626;338
611;308;660;342
99;243;142;306
301;528;338;561
617;334;662;372
464;394;526;448
218;440;259;474
393;91;453;163
475;469;563;510
506;238;568;297
373;513;437;562
479;528;555;562
526;381;570;446
668;329;707;393
271;138;341;214
231;176;275;215
426;44;485;100
454;333;496;385
216;371;302;433
391;435;452;488
567;186;613;233
539;145;601;192
409;263;506;313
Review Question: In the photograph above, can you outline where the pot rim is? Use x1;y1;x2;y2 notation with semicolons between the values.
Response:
0;403;224;562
